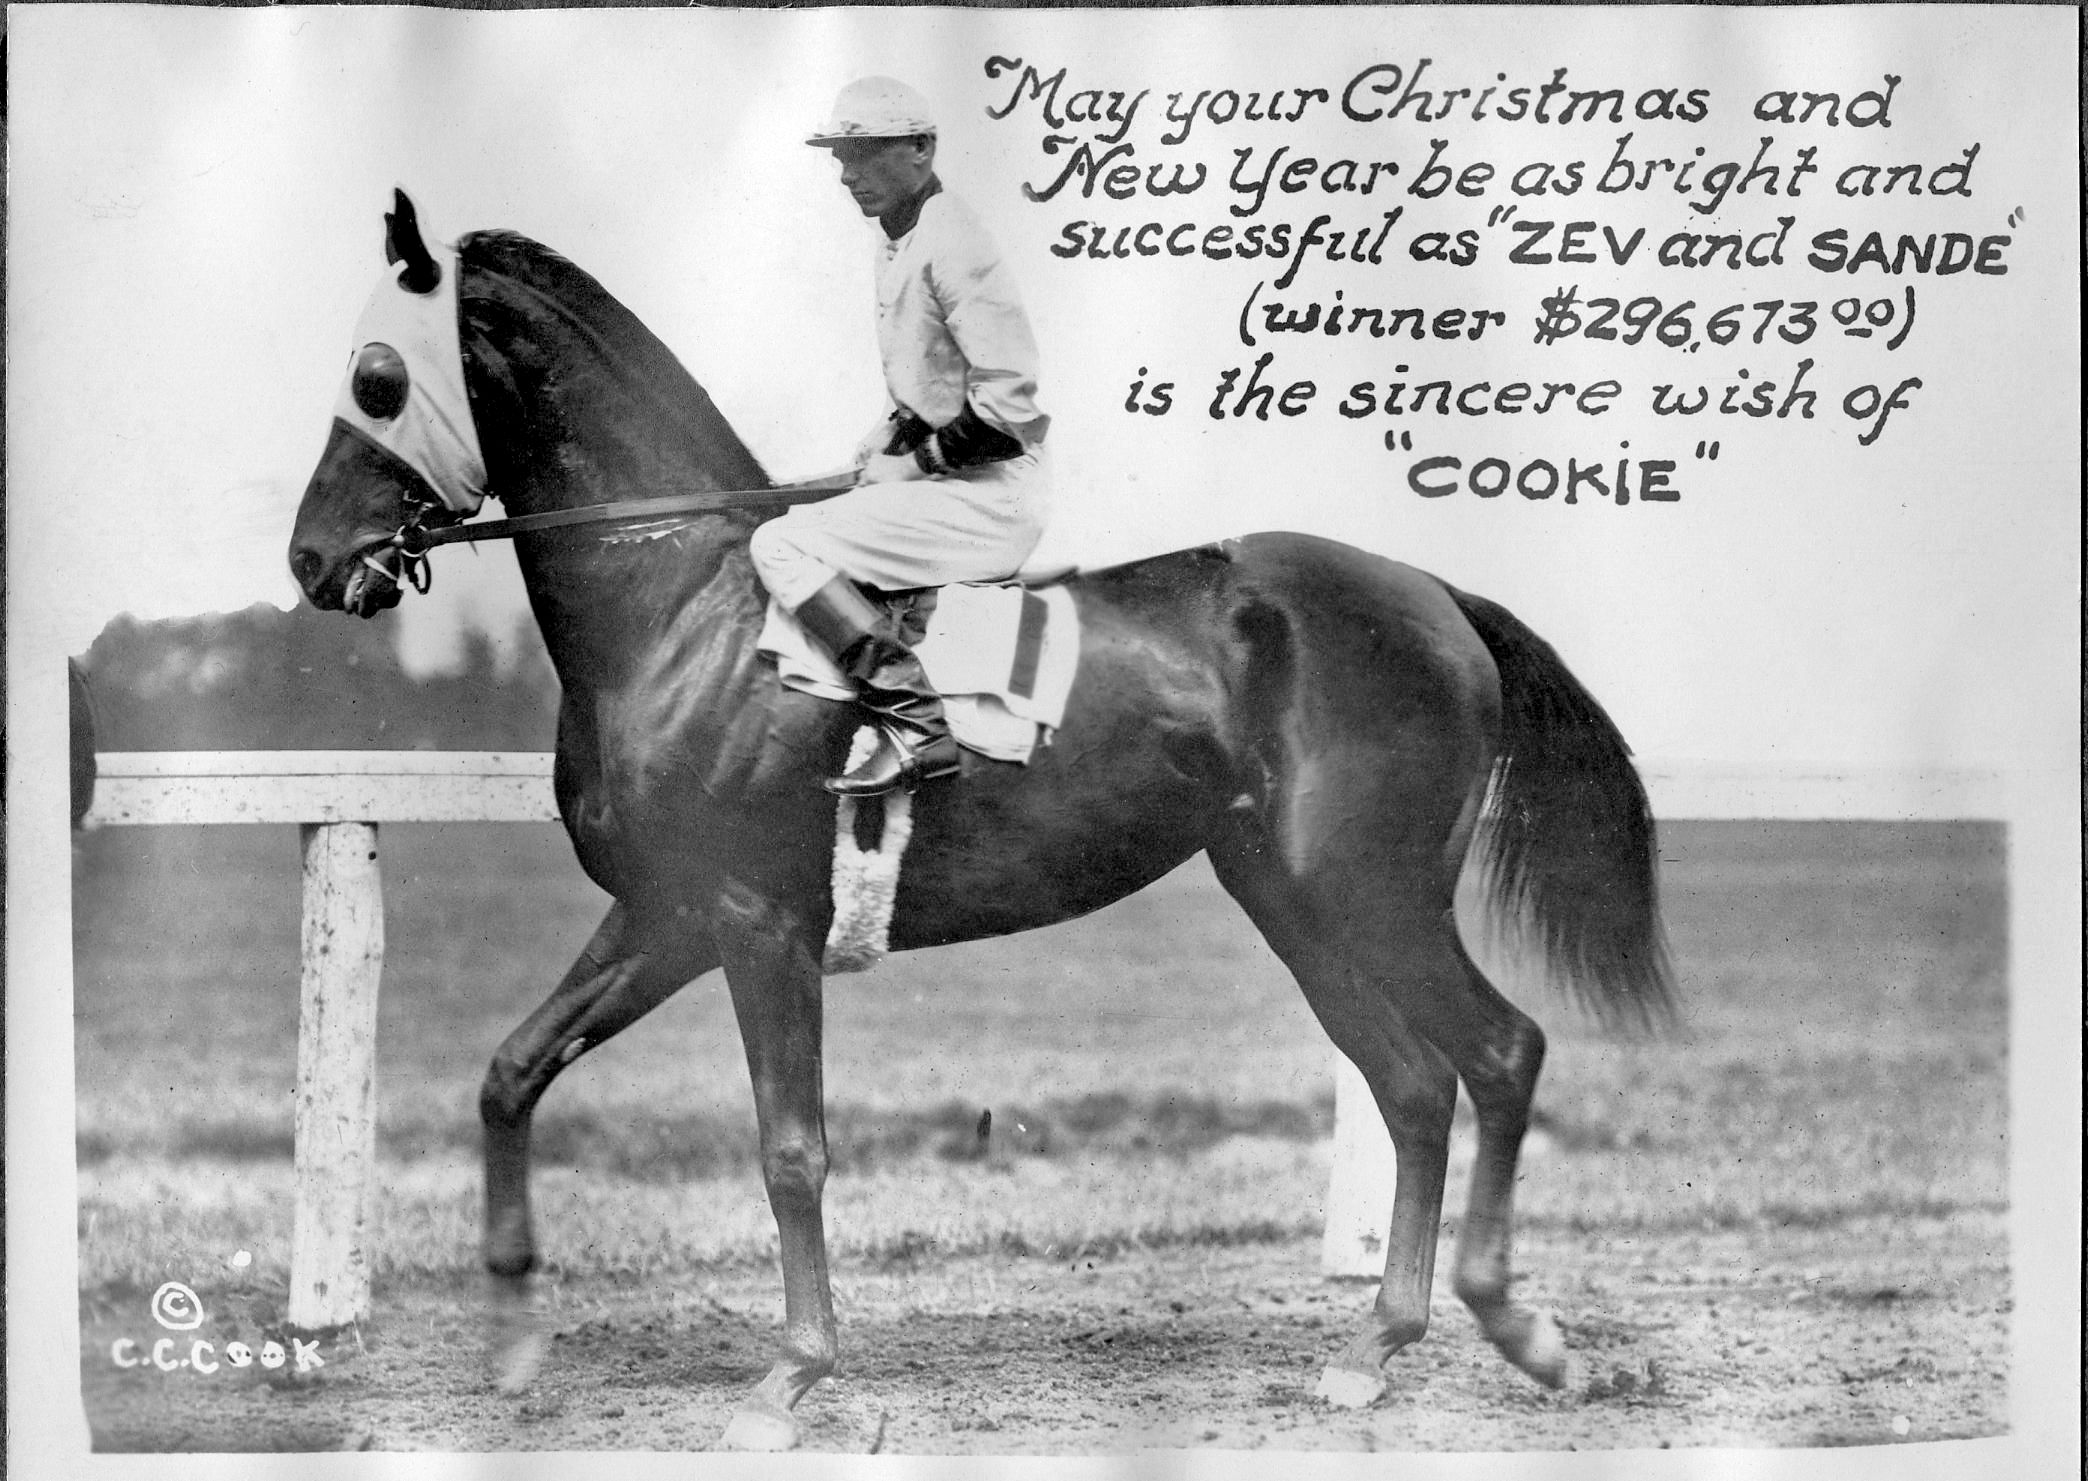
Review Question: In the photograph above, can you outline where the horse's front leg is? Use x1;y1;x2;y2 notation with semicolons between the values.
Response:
713;884;836;1452
480;901;717;1391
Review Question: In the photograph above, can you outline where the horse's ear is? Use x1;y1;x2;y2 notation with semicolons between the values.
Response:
383;188;442;295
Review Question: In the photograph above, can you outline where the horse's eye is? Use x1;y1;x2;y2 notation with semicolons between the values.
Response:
351;342;410;421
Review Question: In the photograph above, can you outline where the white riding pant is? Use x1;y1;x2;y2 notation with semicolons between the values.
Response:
748;450;1049;611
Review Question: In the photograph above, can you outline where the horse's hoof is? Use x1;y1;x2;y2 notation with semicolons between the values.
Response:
1485;1305;1570;1390
720;1398;800;1452
1314;1364;1386;1409
487;1277;548;1395
1512;1310;1571;1391
491;1327;550;1396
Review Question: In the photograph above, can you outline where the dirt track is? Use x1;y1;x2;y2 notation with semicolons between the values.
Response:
74;822;2013;1455
81;1211;2006;1454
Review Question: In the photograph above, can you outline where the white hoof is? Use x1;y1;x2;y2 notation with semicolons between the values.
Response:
1514;1310;1570;1391
490;1327;549;1396
487;1278;547;1395
720;1399;800;1452
1314;1364;1387;1409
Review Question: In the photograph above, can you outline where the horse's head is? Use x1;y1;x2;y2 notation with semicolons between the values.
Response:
290;190;487;616
293;193;772;618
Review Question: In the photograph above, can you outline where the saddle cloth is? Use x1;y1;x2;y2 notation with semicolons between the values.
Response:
758;583;1080;763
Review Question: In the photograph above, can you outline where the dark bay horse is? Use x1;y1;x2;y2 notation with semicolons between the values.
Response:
289;196;1671;1450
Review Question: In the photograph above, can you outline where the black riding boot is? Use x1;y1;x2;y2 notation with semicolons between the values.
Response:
792;577;961;797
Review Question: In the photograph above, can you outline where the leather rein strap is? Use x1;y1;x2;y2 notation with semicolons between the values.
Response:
390;476;852;555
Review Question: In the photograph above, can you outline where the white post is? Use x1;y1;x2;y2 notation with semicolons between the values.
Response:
289;821;384;1330
1321;1054;1396;1278
88;754;562;1329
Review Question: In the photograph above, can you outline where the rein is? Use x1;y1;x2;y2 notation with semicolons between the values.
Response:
374;476;852;591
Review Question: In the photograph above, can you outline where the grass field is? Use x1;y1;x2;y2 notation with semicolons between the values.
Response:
71;818;2009;1449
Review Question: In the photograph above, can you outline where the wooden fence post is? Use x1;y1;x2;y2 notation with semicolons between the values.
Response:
289;820;384;1330
89;752;560;1325
1320;1055;1397;1278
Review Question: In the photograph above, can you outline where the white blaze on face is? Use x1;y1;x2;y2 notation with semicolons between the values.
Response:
331;251;486;515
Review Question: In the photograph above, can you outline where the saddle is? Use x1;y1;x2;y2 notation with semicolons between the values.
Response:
758;580;1080;764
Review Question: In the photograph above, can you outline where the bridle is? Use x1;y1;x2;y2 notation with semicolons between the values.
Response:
365;481;460;595
344;248;853;597
370;475;851;594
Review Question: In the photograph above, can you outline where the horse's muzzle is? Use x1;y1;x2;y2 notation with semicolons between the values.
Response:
291;533;403;617
342;540;410;617
289;417;441;615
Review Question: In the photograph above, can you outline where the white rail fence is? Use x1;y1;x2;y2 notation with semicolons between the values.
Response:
85;752;2005;1319
88;752;559;1330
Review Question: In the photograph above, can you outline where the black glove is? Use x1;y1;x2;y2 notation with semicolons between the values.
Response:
883;410;933;456
913;404;1024;475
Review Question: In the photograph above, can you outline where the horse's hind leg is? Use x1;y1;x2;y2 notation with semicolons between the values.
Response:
1420;933;1569;1388
1317;1006;1461;1407
480;902;718;1391
1207;848;1460;1408
1309;910;1568;1393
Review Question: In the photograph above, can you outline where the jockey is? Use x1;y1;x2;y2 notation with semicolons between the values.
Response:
750;77;1051;797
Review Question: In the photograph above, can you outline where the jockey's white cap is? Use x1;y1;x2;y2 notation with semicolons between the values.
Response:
805;77;938;147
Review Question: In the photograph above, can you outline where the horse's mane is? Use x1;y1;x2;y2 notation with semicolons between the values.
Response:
457;229;770;492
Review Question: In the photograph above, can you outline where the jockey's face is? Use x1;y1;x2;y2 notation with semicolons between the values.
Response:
831;136;935;221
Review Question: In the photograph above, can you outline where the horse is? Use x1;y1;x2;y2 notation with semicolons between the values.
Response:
289;192;1672;1450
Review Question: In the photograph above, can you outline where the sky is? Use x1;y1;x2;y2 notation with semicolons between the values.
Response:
6;4;2080;772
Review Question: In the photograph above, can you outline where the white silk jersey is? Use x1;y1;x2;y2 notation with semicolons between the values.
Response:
874;191;1049;448
331;251;487;515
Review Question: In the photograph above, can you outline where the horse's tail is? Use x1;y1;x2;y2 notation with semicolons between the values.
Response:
1446;586;1675;1031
